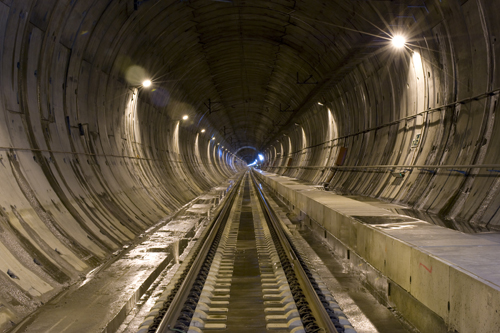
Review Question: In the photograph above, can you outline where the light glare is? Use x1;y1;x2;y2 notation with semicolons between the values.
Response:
413;51;421;62
201;129;206;133
142;79;152;87
392;35;406;48
182;115;188;120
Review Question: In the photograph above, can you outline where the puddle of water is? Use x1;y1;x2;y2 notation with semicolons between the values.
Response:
352;215;420;225
389;207;491;233
345;195;492;234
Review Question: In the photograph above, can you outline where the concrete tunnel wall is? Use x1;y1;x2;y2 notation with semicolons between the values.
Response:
0;0;245;328
262;1;500;232
1;0;500;330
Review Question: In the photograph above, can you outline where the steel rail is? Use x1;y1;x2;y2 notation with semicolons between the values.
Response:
155;174;244;333
250;171;339;333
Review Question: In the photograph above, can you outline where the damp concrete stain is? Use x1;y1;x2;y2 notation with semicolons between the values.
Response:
9;154;99;267
0;209;70;284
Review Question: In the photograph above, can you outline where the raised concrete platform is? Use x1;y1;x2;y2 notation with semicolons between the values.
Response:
255;170;500;333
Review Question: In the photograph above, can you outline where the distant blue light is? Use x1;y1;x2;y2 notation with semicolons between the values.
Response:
258;154;264;161
248;160;258;167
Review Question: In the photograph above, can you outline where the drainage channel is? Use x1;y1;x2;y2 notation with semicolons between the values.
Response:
138;172;355;333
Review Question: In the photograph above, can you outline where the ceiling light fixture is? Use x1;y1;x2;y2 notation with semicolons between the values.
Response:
392;35;406;48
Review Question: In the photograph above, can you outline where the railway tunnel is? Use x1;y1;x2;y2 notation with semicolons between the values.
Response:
1;0;500;332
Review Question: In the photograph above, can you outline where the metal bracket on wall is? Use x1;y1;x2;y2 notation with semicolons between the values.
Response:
279;104;295;112
296;72;318;85
205;99;222;115
449;169;469;176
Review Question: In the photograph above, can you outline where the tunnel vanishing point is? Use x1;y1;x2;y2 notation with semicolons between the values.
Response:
1;0;500;332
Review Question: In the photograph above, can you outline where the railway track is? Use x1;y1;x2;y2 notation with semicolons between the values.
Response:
138;171;354;333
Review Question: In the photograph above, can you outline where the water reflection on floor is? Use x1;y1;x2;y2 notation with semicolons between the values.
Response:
344;195;493;234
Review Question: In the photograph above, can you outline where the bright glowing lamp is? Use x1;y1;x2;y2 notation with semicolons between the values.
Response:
392;35;406;48
182;115;188;120
201;129;206;133
142;79;152;87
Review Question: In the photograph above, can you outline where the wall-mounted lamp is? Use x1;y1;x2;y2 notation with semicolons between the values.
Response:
182;115;188;120
142;80;152;88
201;129;206;133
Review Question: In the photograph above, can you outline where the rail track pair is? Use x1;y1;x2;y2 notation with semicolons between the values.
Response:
140;171;350;333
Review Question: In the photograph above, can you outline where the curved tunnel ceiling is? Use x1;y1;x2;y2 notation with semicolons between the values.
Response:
1;0;500;330
113;0;402;152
